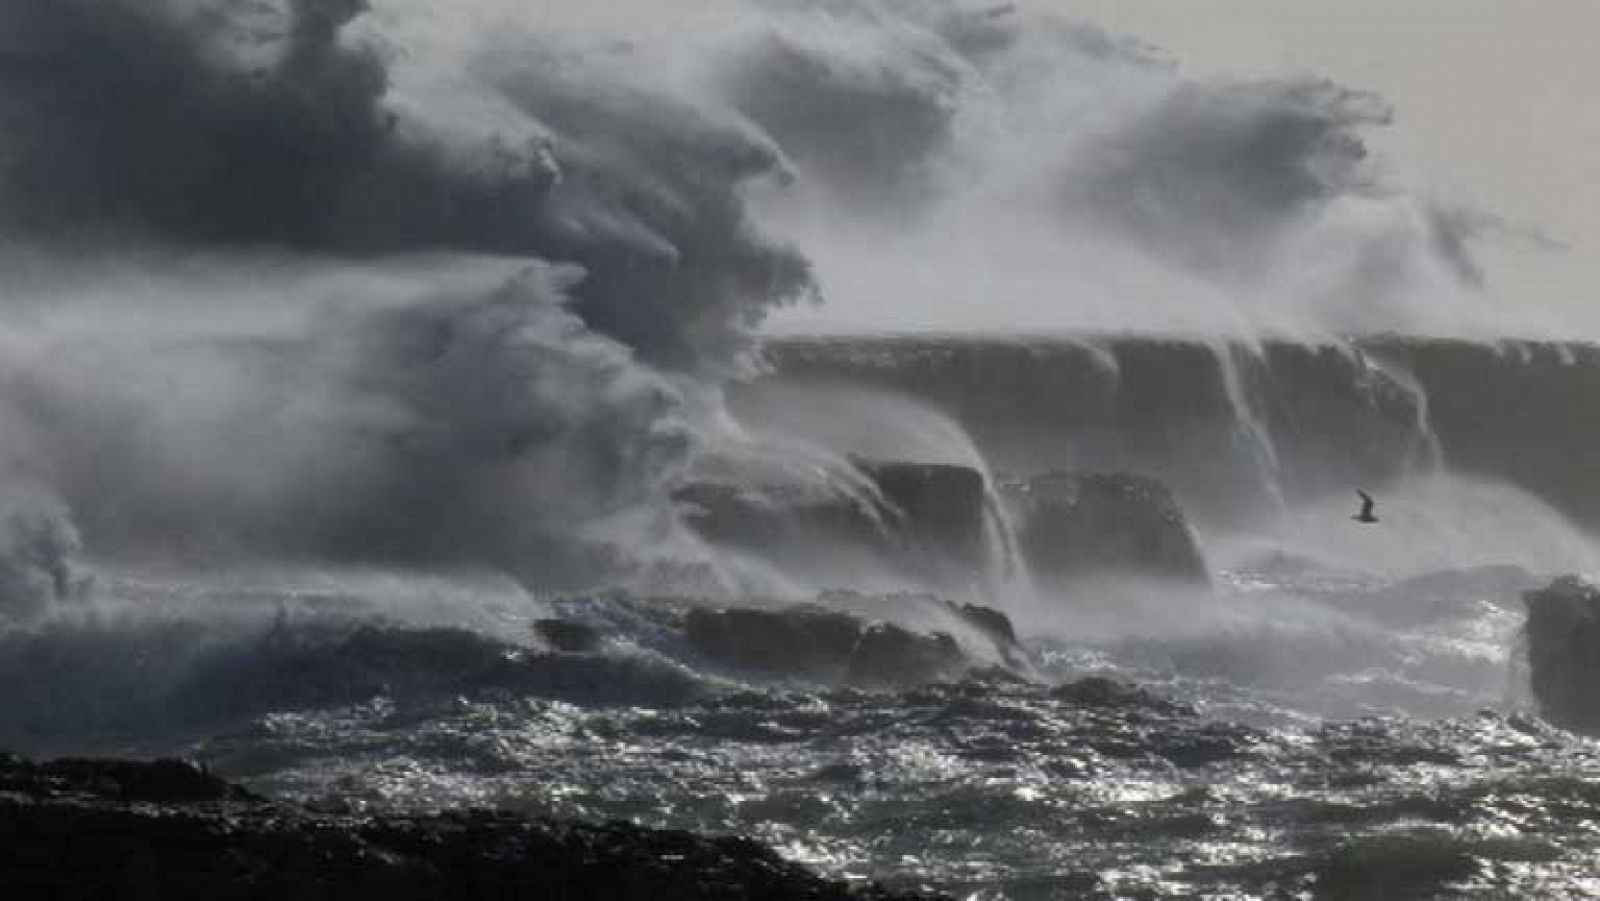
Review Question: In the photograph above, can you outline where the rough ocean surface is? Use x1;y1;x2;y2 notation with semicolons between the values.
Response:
0;754;944;900
3;2;1600;900
4;564;1599;898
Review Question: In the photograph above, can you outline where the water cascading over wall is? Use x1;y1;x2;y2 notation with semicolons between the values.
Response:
0;0;1553;604
754;335;1600;534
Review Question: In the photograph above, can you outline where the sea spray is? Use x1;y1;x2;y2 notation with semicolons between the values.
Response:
0;487;88;622
727;379;1030;600
0;0;811;588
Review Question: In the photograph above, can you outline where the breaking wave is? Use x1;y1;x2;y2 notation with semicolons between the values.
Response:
0;0;1510;614
2;6;1597;895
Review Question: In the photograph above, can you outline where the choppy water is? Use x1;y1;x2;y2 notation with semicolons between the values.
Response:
7;561;1596;899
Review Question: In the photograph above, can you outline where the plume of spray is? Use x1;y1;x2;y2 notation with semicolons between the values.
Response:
0;0;1580;745
0;0;1559;623
691;1;1600;630
0;0;821;605
0;487;89;620
727;378;1032;598
711;0;1504;338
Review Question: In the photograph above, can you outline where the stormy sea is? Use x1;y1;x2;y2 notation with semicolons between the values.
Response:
2;2;1599;898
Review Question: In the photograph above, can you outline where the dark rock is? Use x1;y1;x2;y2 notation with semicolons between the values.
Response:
685;605;974;690
0;757;248;805
675;458;990;591
1523;576;1600;736
0;755;947;900
760;335;1600;531
845;623;966;690
951;601;1030;672
534;618;601;653
858;459;988;575
818;590;1025;670
949;602;1018;647
1002;471;1208;583
686;605;864;681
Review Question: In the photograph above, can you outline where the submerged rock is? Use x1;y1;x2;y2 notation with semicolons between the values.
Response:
1523;576;1600;736
1002;471;1208;583
0;755;947;900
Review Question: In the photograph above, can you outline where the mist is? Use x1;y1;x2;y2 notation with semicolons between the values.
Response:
0;0;819;601
7;11;1600;892
712;1;1513;339
0;0;1581;620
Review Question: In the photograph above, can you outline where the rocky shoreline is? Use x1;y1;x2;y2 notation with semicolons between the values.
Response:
0;753;948;900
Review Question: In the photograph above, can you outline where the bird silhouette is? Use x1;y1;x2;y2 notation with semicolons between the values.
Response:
1352;490;1379;524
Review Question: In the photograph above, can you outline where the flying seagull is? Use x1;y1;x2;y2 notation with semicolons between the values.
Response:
1352;490;1379;524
